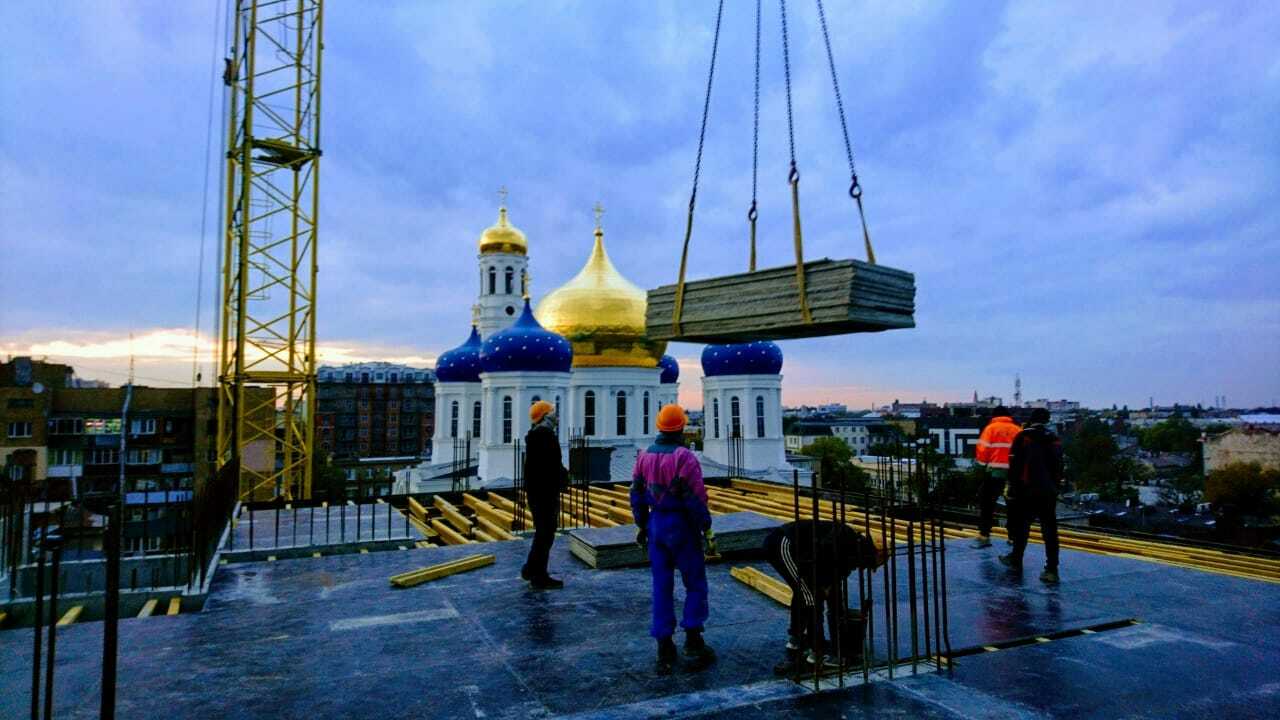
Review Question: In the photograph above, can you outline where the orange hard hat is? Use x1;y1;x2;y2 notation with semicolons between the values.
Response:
529;400;554;423
656;404;688;432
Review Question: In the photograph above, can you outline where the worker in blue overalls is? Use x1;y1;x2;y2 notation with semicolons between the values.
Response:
630;404;717;675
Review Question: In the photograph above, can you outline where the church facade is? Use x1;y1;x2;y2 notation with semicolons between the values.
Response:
398;202;797;492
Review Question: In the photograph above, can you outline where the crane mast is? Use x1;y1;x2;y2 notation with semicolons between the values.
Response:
218;0;324;500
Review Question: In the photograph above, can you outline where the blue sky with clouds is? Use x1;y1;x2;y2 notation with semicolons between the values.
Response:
1;1;1277;409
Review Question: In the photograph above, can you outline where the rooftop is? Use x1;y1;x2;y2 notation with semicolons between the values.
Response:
2;503;1278;719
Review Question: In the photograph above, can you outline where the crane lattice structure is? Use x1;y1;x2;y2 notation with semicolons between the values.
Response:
218;0;324;501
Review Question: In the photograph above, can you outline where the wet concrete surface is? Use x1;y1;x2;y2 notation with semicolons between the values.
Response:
1;534;1277;718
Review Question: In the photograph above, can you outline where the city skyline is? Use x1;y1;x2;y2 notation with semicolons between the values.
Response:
3;2;1278;410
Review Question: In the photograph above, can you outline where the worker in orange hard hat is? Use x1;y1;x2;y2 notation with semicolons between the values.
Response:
631;403;716;674
972;407;1020;549
521;400;567;589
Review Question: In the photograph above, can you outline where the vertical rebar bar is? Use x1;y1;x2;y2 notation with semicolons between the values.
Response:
810;479;820;692
101;501;120;719
43;538;62;720
31;525;45;720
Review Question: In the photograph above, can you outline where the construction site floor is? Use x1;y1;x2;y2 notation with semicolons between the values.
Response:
1;537;1277;718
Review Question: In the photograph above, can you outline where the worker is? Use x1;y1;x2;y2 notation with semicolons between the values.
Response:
1000;408;1064;583
765;520;879;675
520;400;567;590
630;403;716;675
973;407;1021;548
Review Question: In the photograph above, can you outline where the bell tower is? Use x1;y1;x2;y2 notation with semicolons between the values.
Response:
475;187;530;339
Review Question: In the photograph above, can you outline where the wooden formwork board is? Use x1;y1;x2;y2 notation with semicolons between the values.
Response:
434;496;474;534
137;599;159;618
167;598;181;616
731;566;793;606
390;553;496;588
57;606;84;626
431;518;472;545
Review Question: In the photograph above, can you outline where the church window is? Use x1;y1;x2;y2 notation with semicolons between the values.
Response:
555;395;561;420
584;391;596;436
450;401;459;439
712;398;720;439
488;267;496;294
502;396;513;443
616;391;627;436
505;267;514;294
472;401;482;438
756;395;766;438
731;396;741;438
642;392;650;435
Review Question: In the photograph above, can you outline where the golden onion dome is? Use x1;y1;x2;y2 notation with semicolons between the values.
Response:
478;206;527;255
535;224;666;368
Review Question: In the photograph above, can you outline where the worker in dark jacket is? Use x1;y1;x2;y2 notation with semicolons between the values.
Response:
766;520;880;675
1000;408;1064;583
521;400;567;589
631;404;716;675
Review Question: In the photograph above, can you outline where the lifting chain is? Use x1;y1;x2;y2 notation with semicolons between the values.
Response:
748;0;761;273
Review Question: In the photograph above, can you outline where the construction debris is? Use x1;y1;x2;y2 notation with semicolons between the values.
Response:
389;554;496;589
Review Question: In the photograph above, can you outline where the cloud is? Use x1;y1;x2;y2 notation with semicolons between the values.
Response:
2;1;1278;410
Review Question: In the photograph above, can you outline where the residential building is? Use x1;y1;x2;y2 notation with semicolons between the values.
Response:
1204;426;1280;473
314;362;435;462
2;357;74;482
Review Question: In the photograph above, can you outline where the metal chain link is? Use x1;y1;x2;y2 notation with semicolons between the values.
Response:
779;0;798;179
688;0;726;212
815;0;860;197
750;0;761;217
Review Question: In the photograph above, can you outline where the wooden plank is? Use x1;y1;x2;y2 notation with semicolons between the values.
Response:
166;597;181;616
0;611;7;627
463;494;516;530
389;553;496;588
730;566;792;606
408;496;429;521
431;518;472;545
474;528;497;543
486;492;517;513
408;515;434;537
434;496;474;534
475;515;518;541
57;605;84;626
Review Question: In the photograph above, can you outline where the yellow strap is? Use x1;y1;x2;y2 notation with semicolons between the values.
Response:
856;195;876;265
748;215;757;272
672;207;695;335
790;177;813;323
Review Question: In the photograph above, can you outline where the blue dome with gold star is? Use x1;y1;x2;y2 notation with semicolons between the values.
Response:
435;326;483;383
481;300;573;373
700;342;783;377
658;355;680;384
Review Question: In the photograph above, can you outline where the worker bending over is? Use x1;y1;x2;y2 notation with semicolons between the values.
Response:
766;520;879;675
630;404;716;675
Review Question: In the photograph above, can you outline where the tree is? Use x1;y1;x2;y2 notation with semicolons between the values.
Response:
1137;418;1200;453
1205;462;1280;517
1066;418;1129;501
313;451;348;502
802;437;868;493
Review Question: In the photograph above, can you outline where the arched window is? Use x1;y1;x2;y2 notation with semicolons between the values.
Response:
450;401;459;439
472;401;482;439
642;391;651;435
712;398;720;439
584;391;596;436
488;267;496;294
502;396;513;443
555;395;561;419
504;267;514;294
756;395;766;438
730;396;742;438
616;391;627;436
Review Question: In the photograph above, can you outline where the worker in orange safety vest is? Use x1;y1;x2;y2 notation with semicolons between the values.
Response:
973;407;1020;548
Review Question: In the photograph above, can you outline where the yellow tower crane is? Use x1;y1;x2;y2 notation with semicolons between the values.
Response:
218;0;324;501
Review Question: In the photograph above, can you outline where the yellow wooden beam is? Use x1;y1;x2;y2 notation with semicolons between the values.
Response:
408;496;429;521
57;605;84;626
475;515;517;541
431;518;472;545
434;496;474;534
137;599;159;618
166;597;181;616
390;553;496;588
0;611;7;627
730;566;793;606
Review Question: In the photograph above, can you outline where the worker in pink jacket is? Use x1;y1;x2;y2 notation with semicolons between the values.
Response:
630;404;716;675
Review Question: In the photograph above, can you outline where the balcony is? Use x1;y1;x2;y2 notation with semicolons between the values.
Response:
161;462;195;473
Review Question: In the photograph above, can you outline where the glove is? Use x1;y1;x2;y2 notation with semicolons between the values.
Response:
636;527;648;550
703;529;718;558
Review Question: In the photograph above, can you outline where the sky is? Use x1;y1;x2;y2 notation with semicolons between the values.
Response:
1;1;1278;411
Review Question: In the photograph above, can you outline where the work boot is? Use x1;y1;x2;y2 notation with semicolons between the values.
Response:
530;575;564;590
772;645;802;677
683;629;717;670
804;650;841;672
1040;568;1060;584
971;535;992;549
998;553;1022;573
655;637;678;676
520;565;534;582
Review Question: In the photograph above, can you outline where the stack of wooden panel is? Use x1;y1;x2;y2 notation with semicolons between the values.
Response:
567;511;780;569
645;258;915;344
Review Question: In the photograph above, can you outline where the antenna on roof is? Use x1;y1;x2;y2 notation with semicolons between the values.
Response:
128;331;136;386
